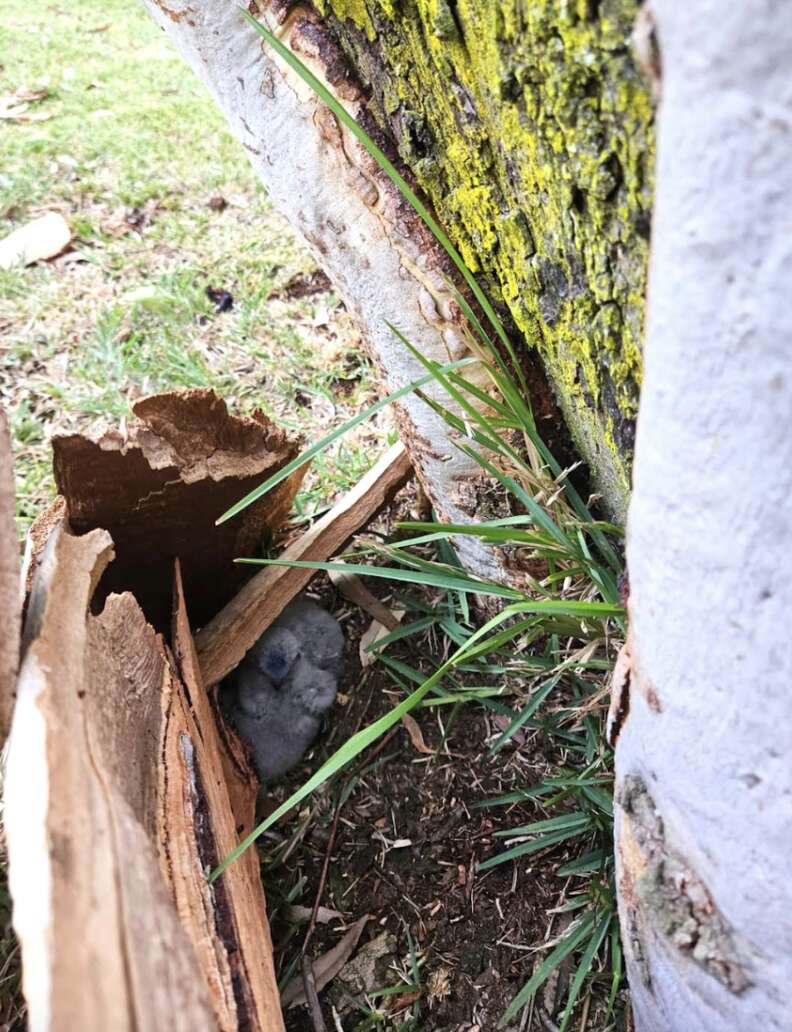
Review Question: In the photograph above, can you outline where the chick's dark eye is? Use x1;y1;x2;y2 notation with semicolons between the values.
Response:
263;645;293;681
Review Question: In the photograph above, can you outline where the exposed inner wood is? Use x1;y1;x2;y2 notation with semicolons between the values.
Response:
168;559;284;1031
5;523;285;1031
6;523;215;1031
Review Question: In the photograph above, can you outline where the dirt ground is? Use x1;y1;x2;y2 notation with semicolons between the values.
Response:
255;551;626;1032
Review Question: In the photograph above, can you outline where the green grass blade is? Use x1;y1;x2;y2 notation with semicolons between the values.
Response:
478;826;586;871
498;912;598;1027
493;811;591;838
558;912;612;1032
235;557;525;600
490;674;561;753
605;920;624;1019
555;850;608;877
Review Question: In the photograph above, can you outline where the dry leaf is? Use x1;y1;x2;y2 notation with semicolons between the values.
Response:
281;915;369;1008
0;212;71;269
11;87;49;103
491;714;527;748
401;713;435;755
359;619;389;667
328;569;401;630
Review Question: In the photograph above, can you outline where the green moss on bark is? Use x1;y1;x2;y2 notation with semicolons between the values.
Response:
318;0;653;520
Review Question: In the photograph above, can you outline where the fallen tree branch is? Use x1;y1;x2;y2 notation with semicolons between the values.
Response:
197;441;412;687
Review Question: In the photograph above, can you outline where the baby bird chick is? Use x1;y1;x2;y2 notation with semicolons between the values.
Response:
222;598;344;783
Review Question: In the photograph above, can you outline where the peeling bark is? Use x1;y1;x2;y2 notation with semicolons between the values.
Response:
615;3;792;1029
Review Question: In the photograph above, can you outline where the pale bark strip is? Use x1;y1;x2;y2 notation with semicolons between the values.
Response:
141;0;507;581
615;3;792;1030
0;408;20;740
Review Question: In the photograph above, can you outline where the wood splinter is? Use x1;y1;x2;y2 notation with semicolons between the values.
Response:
197;441;413;687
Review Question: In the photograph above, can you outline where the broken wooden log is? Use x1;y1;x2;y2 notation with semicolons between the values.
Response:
0;408;20;740
5;523;285;1031
4;391;412;1029
196;441;413;687
52;389;305;629
6;523;214;1031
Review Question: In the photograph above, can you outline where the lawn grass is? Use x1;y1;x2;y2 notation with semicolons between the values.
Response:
0;0;389;535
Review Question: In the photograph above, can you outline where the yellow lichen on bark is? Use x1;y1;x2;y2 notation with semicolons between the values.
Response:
317;0;654;519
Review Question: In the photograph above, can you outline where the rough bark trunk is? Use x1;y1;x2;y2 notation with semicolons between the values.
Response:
613;3;792;1030
313;0;653;520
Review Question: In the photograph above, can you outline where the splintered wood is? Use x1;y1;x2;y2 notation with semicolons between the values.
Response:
52;389;306;628
6;526;216;1031
167;561;282;1029
197;441;412;686
5;524;285;1032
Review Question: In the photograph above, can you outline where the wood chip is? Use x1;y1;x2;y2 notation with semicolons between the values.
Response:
0;212;71;268
0;410;20;742
197;442;412;687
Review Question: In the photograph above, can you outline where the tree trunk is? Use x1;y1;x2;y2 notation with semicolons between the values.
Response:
141;3;792;1029
613;3;792;1029
142;0;652;559
309;0;653;521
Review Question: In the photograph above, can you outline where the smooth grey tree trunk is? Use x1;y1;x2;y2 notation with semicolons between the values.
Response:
614;2;792;1029
142;0;511;582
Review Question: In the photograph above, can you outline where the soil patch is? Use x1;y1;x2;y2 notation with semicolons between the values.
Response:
258;580;568;1032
